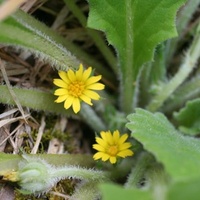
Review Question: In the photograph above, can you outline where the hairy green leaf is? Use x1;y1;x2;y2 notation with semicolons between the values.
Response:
0;85;106;132
174;98;200;135
0;85;72;116
100;183;153;200
126;108;200;181
0;9;79;70
167;178;200;200
0;153;94;174
87;0;187;112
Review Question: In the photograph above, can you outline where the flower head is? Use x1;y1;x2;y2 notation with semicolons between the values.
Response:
93;130;134;164
53;64;105;113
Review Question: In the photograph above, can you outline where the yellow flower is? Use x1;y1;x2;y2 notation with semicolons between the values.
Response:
53;64;105;113
93;130;134;164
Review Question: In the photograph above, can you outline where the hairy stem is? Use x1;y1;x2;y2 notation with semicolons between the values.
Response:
80;103;107;132
147;23;200;112
162;76;200;114
125;152;153;188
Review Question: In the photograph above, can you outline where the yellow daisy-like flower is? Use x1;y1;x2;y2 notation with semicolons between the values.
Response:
53;64;105;113
93;130;134;164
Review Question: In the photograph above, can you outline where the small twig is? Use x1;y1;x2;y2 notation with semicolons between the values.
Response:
0;59;27;122
49;191;70;200
0;108;18;119
31;115;46;154
0;115;29;128
3;127;17;153
0;123;23;147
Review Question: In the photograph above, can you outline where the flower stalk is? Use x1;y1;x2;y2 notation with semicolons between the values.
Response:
17;155;109;194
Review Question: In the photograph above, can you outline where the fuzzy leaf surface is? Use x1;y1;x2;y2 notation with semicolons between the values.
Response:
126;108;200;181
0;153;94;173
167;178;200;200
0;85;106;132
87;0;187;79
87;0;187;113
0;9;79;70
0;85;72;116
100;183;152;200
173;98;200;135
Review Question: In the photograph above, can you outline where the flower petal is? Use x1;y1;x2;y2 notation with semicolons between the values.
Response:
118;142;132;151
72;98;81;113
100;131;114;145
96;137;107;148
82;67;92;81
118;134;128;145
58;71;70;84
109;156;117;164
64;96;74;109
93;144;105;152
113;130;120;144
55;95;68;103
106;131;114;145
102;153;110;161
54;88;68;96
85;75;102;86
67;69;76;82
93;152;104;160
76;64;84;80
117;149;134;158
80;94;92;105
53;79;67;88
100;131;109;143
83;90;100;100
86;83;105;90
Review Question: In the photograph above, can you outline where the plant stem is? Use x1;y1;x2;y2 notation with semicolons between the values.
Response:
18;155;108;194
147;23;200;112
51;166;108;182
80;104;107;132
70;181;100;200
161;76;200;114
147;165;169;200
125;152;153;188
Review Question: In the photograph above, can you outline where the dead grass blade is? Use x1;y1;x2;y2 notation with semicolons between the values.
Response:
0;0;27;21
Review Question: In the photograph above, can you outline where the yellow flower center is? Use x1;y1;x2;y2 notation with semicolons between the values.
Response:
107;145;118;156
68;81;84;97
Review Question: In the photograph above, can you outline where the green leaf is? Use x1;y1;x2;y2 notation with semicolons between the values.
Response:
0;85;72;116
87;0;187;113
139;44;166;107
0;153;21;172
0;153;94;173
100;183;153;200
167;178;200;200
0;7;116;82
126;108;200;181
0;9;79;70
0;85;106;132
173;98;200;135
